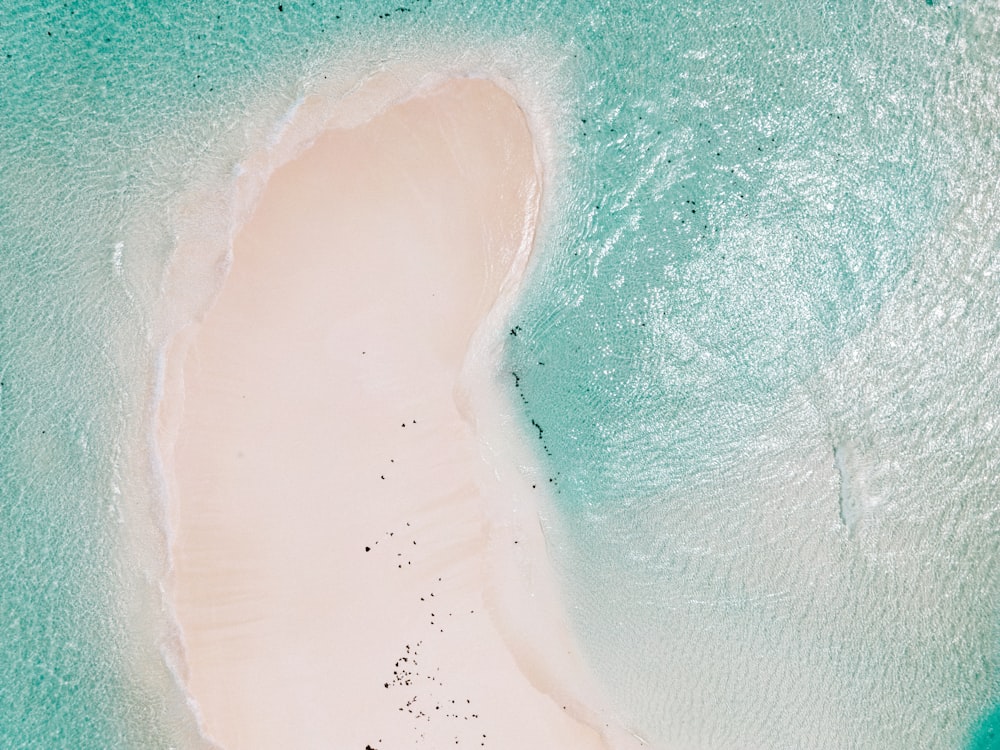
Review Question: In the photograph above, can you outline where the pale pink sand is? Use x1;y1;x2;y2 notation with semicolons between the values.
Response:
158;78;622;749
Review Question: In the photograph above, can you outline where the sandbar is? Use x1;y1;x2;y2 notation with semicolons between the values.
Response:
157;77;616;749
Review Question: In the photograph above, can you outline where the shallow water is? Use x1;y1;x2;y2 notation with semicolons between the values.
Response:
1;1;998;747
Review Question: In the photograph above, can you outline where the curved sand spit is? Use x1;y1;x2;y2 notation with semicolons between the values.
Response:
157;78;642;749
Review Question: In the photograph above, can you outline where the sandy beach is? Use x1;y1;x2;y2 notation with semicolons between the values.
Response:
156;77;626;749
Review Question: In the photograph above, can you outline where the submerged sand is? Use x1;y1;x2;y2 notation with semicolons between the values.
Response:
156;77;622;749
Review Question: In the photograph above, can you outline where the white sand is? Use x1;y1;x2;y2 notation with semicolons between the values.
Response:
157;78;633;749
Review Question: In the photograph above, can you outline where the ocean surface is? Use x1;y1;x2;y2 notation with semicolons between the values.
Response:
2;1;998;747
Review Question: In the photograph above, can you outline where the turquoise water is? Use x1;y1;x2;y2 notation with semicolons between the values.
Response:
971;703;1000;750
2;0;998;747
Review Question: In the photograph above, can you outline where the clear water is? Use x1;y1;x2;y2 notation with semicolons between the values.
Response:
1;1;998;747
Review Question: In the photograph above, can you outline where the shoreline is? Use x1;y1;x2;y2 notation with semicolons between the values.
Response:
154;76;642;749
